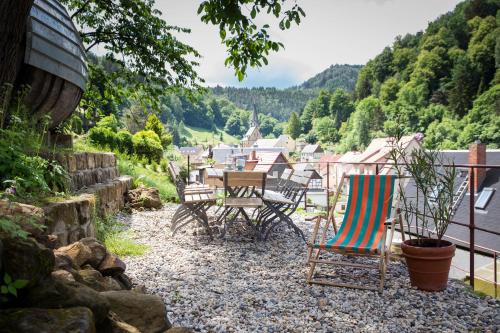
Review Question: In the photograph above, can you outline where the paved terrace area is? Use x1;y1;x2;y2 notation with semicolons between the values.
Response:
118;204;499;333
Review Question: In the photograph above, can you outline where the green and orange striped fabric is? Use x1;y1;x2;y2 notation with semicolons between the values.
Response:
315;175;396;254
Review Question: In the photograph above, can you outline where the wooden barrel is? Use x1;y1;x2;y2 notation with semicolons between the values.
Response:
19;0;87;130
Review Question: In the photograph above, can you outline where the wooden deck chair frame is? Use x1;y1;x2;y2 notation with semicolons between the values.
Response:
306;173;405;292
217;171;266;238
168;162;216;238
258;170;313;240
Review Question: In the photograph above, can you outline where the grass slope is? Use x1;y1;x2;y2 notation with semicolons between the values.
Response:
182;126;239;146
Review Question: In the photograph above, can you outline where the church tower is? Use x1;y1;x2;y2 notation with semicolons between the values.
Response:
250;106;259;128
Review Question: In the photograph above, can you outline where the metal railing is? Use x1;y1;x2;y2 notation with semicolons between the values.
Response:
188;158;500;296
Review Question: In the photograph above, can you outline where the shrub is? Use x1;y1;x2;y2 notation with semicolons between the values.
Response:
95;114;120;131
116;130;133;154
160;159;168;173
132;130;163;163
88;126;118;150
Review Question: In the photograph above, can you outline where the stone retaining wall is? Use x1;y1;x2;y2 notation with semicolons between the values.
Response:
52;152;119;191
44;176;132;246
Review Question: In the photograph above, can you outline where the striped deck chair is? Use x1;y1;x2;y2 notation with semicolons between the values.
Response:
306;174;403;292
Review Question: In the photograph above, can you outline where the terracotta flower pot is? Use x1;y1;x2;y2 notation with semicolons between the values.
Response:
401;238;456;291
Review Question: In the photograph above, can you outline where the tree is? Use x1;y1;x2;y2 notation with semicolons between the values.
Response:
287;112;301;139
0;0;33;87
312;117;337;143
198;0;305;79
145;114;165;139
329;88;355;129
448;56;478;117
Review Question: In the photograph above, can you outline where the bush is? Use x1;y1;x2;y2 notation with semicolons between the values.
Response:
88;126;118;150
116;130;133;154
160;159;168;173
132;130;163;163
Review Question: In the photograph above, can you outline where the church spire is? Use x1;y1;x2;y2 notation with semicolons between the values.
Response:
251;105;259;128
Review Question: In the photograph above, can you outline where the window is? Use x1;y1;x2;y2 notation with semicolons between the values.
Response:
475;188;495;210
309;179;322;189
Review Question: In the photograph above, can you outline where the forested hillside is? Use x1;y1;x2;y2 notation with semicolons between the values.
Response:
297;64;362;91
211;64;361;121
293;0;500;151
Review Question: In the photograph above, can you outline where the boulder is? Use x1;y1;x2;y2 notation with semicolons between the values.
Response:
78;266;123;292
56;241;92;267
98;253;126;276
127;187;162;209
115;273;133;290
108;311;142;333
23;279;110;325
80;237;107;268
0;200;45;237
51;269;76;283
34;234;61;249
0;307;96;333
101;291;171;333
54;251;77;271
1;237;54;288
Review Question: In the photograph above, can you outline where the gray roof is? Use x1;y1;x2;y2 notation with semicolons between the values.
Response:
211;147;288;164
301;144;324;154
402;150;500;253
179;146;202;155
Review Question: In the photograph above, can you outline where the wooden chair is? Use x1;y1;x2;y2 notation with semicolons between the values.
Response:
168;162;216;237
257;170;313;240
306;174;403;292
217;171;266;237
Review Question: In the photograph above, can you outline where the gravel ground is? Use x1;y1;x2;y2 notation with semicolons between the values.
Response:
118;204;500;333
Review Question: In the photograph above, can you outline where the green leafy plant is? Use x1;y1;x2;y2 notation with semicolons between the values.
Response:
390;129;457;245
0;273;29;302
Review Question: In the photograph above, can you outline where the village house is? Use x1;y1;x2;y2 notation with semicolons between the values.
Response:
245;151;292;190
300;144;324;162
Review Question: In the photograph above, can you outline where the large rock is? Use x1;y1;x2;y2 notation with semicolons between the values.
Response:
108;311;141;333
80;237;107;268
54;251;77;271
51;269;76;283
101;291;170;333
98;253;126;276
78;265;123;292
56;241;92;267
1;237;54;288
0;307;96;333
127;187;162;209
0;200;45;236
23;280;110;325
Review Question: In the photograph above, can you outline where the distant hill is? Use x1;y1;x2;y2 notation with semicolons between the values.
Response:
210;64;362;121
296;64;363;91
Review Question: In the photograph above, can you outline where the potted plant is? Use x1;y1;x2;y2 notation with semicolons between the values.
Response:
390;132;457;291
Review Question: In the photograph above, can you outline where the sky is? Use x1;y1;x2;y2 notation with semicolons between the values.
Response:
159;0;463;88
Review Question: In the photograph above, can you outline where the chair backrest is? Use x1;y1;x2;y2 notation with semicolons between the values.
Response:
168;161;186;202
224;171;266;197
276;168;294;191
328;175;396;251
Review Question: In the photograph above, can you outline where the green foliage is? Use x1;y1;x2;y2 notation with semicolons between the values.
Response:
118;158;177;202
61;0;202;114
286;112;301;140
312;1;500;151
116;130;134;155
145;114;172;148
88;126;118;150
0;273;29;302
0;85;70;200
312;117;338;143
132;130;163;163
198;0;305;79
